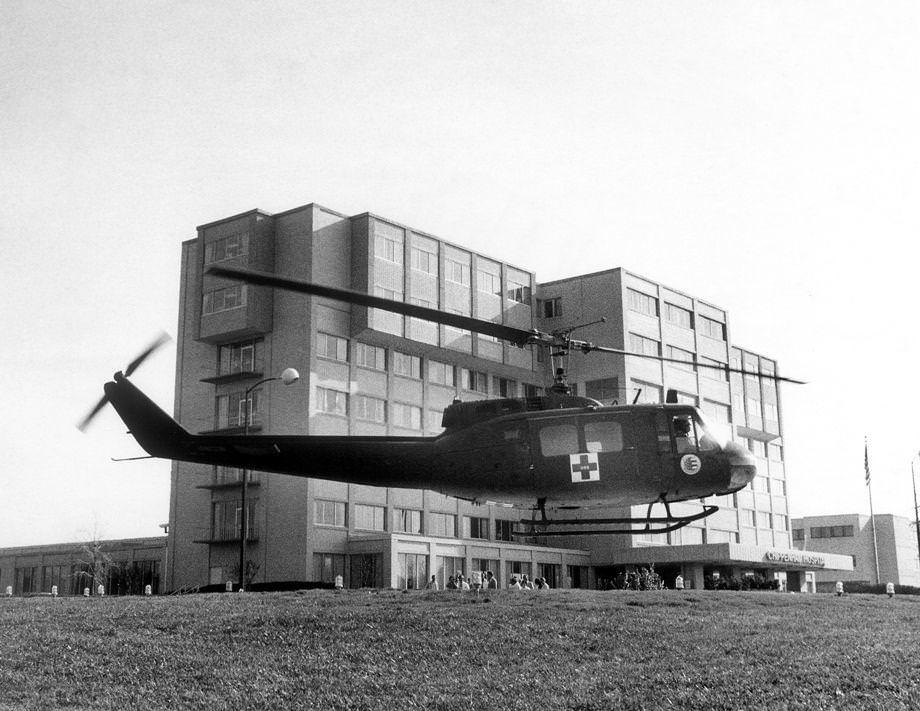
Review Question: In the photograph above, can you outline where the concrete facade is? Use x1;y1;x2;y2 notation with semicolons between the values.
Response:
792;513;920;589
166;200;846;592
0;536;167;596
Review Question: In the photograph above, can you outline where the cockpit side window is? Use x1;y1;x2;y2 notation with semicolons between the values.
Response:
672;415;698;453
585;420;624;453
539;423;579;457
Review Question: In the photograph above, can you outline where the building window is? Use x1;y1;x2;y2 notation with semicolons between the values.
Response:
393;351;422;379
792;528;804;541
354;342;386;371
353;504;386;531
751;475;770;493
211;499;257;541
664;302;692;328
218;339;263;376
437;556;466;587
216;389;261;429
202;285;247;315
445;258;470;285
742;509;756;527
506;271;531;304
313;553;346;584
810;525;854;539
756;511;773;529
353;394;386;424
699;357;729;382
702;400;731;425
391;402;422;430
397;553;428;590
314;500;346;527
631;380;662;404
393;508;423;534
774;514;788;531
493;377;516;398
698;315;726;341
627;288;658;317
411;245;437;275
509;561;532;580
350;554;383;588
768;443;784;461
495;519;515;542
628;333;660;357
462;516;490;540
428;360;456;387
666;345;695;372
316;387;348;416
14;566;40;595
585;377;619;405
539;297;562;318
773;479;786;496
471;558;500;585
477;270;501;296
374;222;403;264
205;231;249;264
428;512;457;538
461;368;489;394
317;332;348;362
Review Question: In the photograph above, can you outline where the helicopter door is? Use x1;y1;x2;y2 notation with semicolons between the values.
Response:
530;414;638;498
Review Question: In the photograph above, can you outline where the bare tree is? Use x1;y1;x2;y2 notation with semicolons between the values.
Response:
73;520;114;595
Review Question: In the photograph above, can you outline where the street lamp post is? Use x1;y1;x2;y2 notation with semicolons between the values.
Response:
238;367;299;591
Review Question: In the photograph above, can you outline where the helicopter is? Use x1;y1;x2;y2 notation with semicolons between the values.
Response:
84;265;804;536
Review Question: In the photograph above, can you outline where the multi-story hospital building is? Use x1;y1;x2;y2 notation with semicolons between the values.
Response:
164;201;852;593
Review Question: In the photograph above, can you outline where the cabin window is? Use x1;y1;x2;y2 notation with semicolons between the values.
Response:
539;423;579;457
584;420;624;453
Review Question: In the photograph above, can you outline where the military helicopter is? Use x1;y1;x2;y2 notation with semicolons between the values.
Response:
84;265;803;536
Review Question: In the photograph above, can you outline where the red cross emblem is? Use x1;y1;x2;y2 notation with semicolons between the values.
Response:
569;452;600;482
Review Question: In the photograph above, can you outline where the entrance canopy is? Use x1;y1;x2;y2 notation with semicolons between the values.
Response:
607;542;854;573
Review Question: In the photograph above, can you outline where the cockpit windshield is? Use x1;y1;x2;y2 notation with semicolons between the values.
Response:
672;410;729;452
694;411;730;450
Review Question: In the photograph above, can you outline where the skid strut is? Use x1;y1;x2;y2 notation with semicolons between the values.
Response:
514;499;719;537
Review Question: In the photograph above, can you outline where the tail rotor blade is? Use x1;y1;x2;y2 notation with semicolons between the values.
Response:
77;395;110;432
78;332;171;432
125;332;171;376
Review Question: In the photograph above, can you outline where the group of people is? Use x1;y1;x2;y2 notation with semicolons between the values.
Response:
424;570;551;591
507;574;551;590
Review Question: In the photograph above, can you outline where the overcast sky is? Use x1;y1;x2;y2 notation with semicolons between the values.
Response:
2;1;919;547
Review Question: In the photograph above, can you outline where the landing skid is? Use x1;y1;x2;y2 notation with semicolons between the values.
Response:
513;500;719;537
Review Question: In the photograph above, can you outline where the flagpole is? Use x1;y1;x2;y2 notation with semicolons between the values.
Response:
865;437;881;585
912;457;920;573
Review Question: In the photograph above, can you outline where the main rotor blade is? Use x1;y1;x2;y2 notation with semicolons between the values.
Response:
125;332;171;376
77;395;109;432
207;266;546;348
576;343;806;385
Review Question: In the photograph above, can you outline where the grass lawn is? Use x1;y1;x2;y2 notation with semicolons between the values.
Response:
1;589;918;710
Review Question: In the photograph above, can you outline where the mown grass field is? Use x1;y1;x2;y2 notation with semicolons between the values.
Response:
1;589;918;710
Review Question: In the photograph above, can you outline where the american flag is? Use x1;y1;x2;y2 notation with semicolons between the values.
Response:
864;438;871;486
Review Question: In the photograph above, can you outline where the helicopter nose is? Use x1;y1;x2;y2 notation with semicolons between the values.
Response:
724;441;758;489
